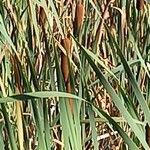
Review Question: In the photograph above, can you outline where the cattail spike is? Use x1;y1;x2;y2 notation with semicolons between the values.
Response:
61;36;73;112
136;0;144;11
61;37;72;82
73;3;85;35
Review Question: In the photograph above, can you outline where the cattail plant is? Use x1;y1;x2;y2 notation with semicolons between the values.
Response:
1;0;150;149
61;34;73;112
136;0;144;11
73;3;85;36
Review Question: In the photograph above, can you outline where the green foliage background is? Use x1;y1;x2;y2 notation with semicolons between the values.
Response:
0;0;150;149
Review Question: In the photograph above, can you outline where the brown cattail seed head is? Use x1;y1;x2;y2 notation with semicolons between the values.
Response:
73;3;85;34
61;36;72;82
61;36;73;112
136;0;144;11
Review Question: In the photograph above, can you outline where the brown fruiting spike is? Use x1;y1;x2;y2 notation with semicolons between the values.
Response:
61;36;73;112
73;3;85;35
61;37;72;82
61;52;69;83
136;0;144;11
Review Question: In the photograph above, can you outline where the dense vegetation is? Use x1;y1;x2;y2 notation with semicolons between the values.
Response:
0;0;150;149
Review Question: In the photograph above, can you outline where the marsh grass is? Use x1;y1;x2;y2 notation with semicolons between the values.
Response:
0;0;150;149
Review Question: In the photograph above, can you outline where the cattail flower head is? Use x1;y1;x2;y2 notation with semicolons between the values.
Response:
136;0;144;11
73;3;85;35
